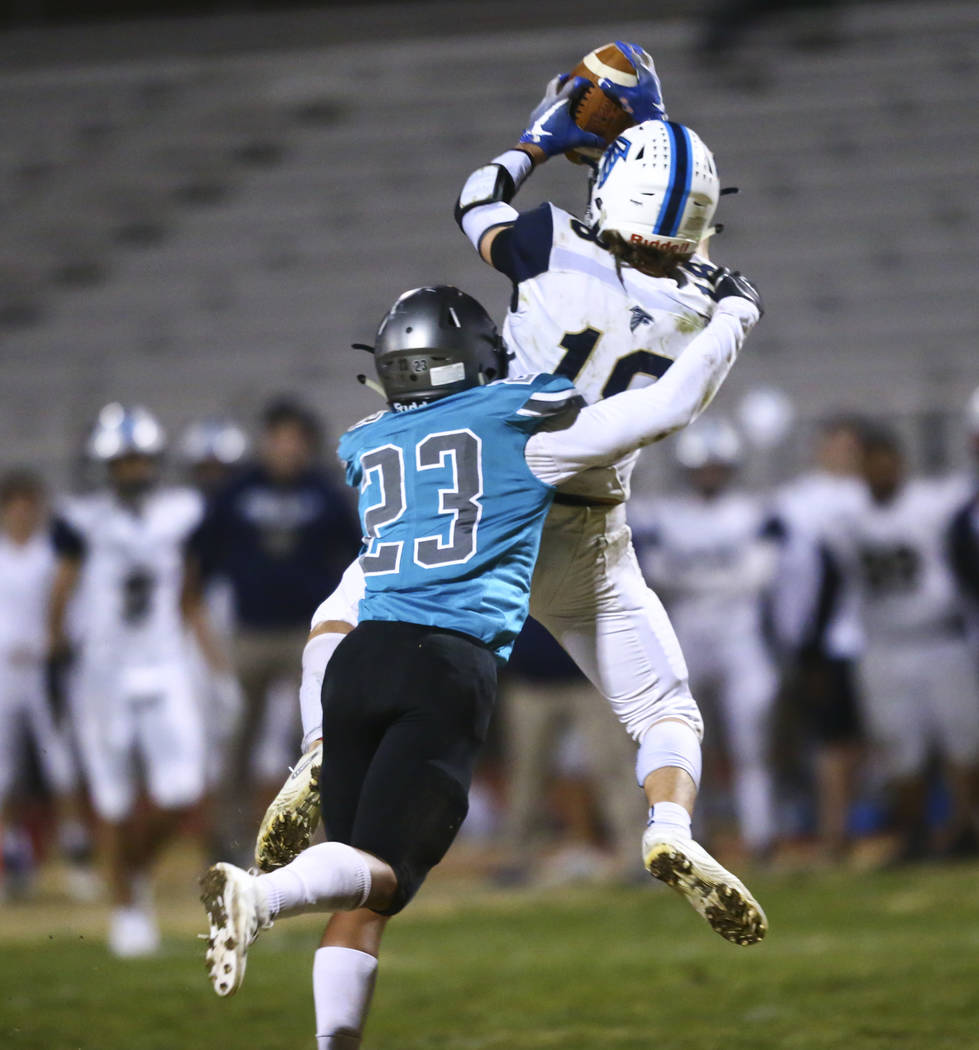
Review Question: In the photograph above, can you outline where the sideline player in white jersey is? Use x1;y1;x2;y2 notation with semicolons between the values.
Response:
841;425;979;860
949;388;979;652
631;419;780;860
257;67;766;942
0;470;92;897
179;418;249;790
769;417;868;861
49;405;213;955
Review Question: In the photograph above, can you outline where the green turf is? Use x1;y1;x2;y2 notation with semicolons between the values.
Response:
3;864;979;1049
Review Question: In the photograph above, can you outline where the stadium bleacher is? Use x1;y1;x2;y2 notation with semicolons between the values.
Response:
0;1;976;480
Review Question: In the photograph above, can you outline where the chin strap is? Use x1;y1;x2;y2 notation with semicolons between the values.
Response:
356;374;387;398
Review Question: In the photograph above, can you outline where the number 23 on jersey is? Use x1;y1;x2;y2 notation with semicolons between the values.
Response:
358;429;483;576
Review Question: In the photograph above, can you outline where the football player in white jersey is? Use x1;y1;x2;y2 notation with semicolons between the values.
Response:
769;417;868;861
841;425;979;860
631;419;780;860
49;404;214;954
258;69;767;948
0;470;92;898
949;388;979;652
179;418;249;791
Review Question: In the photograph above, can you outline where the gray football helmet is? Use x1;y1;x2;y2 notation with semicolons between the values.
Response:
362;286;508;406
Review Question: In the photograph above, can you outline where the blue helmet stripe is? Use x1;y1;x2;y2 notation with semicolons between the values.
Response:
656;122;693;238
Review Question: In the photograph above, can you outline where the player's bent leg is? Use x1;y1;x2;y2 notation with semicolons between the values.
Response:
255;737;323;872
255;603;359;872
200;843;393;998
200;861;274;997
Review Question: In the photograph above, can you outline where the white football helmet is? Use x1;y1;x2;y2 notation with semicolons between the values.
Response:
674;417;743;470
590;120;719;256
179;418;249;465
87;403;166;461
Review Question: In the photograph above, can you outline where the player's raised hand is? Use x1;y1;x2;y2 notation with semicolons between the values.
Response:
712;268;764;317
519;75;606;160
597;41;668;123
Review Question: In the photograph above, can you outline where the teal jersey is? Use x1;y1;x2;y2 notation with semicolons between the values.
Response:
338;374;580;660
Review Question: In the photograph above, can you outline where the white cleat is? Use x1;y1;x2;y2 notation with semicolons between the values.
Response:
642;826;768;946
199;862;272;997
108;906;160;958
254;739;322;872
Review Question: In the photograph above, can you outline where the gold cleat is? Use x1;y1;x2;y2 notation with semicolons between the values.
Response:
254;739;322;872
642;827;768;946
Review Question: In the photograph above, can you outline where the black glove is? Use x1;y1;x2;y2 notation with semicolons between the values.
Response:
713;268;763;317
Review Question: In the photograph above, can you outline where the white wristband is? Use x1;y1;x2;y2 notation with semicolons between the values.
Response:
490;149;534;193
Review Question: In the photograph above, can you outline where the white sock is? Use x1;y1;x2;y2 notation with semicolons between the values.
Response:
314;946;378;1050
647;801;692;840
256;842;371;918
734;764;776;852
636;720;702;789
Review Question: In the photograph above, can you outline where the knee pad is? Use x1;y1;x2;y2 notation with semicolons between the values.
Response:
636;718;703;790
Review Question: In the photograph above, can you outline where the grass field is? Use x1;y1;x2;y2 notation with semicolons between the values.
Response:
2;860;979;1049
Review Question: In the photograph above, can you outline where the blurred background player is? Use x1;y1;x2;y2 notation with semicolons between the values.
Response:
184;397;360;864
632;419;780;862
949;388;979;653
48;404;211;955
770;416;868;861
499;618;644;886
178;419;250;825
844;425;979;861
0;470;93;900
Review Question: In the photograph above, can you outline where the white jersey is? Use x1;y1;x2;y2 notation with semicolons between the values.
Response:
56;487;203;666
499;203;721;503
843;476;972;641
631;490;776;636
771;470;868;659
0;531;55;666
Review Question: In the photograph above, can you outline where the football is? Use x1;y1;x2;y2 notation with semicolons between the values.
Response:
565;42;638;164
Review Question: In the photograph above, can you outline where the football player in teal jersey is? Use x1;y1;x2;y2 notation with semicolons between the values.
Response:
200;279;764;1046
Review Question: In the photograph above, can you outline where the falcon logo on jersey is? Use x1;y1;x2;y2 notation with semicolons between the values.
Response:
629;306;654;332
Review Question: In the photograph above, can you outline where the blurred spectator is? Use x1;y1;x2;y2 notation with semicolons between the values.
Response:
0;469;93;901
632;419;780;862
770;416;867;861
183;397;360;863
498;618;644;886
841;426;979;861
49;405;210;955
949;389;979;651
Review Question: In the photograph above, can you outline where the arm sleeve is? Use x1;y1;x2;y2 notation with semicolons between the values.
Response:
524;297;759;486
461;202;554;284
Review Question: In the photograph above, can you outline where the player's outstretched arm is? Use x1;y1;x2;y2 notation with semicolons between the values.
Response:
455;75;603;266
525;271;763;485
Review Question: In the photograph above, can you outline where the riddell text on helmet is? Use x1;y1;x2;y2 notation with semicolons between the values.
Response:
629;233;687;253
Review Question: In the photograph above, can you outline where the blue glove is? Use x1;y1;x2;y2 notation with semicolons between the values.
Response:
597;41;668;123
519;75;607;159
